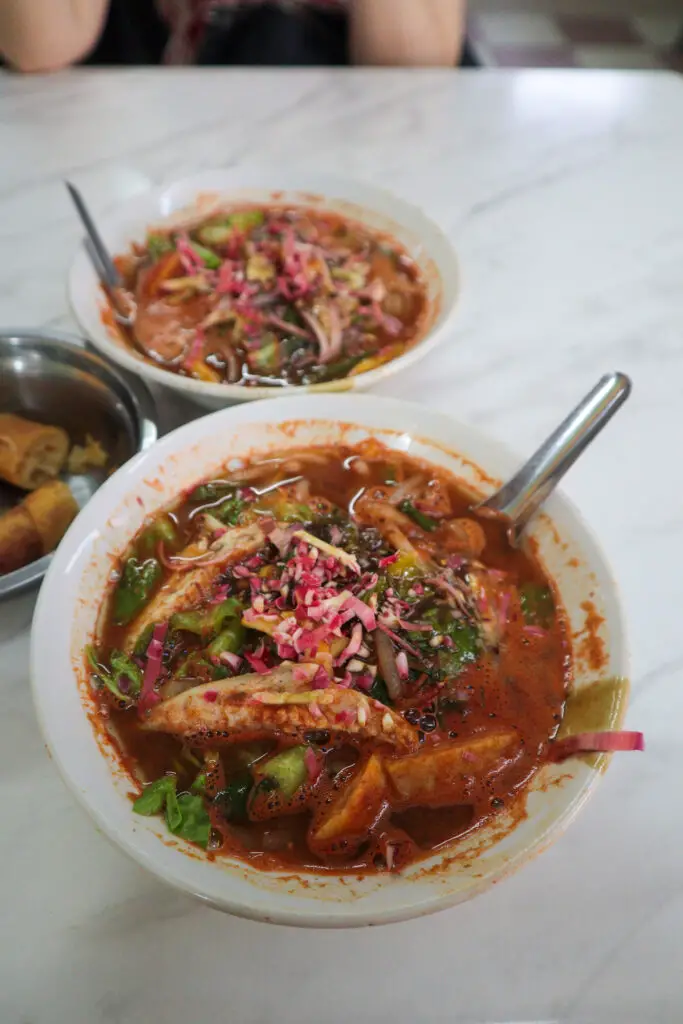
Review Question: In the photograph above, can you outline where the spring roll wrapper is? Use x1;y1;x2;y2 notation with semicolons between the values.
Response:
0;507;42;574
22;481;79;553
0;414;69;490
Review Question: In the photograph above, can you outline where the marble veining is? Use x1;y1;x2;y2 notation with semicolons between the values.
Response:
1;68;682;1023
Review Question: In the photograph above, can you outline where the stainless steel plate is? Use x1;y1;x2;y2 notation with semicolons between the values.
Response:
0;329;157;600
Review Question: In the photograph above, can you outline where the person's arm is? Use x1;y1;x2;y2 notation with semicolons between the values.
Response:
0;0;109;72
350;0;466;67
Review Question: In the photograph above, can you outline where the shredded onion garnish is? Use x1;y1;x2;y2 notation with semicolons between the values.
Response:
375;629;405;701
377;623;421;659
138;622;168;714
552;731;645;760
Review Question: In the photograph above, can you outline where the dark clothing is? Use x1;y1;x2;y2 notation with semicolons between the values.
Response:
84;0;168;65
84;0;478;67
198;3;349;65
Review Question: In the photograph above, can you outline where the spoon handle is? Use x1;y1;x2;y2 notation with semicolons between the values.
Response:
478;372;632;545
66;180;121;288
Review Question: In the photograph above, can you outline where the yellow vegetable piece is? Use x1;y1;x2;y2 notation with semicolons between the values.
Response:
349;344;404;378
385;731;519;808
310;755;388;848
246;254;275;283
242;613;290;637
188;362;221;384
387;549;428;579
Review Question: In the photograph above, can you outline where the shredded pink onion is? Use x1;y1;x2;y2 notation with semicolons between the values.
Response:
553;731;645;760
268;525;297;557
312;666;331;690
335;708;356;725
256;516;277;537
338;622;363;664
244;651;270;674
282;227;301;277
304;747;322;783
427;576;464;603
266;313;310;340
182;329;205;371
397;619;432;632
294;625;329;655
354;673;374;692
301;310;332;363
395;651;409;680
220;651;243;672
378;551;400;568
523;624;546;638
377;623;421;659
371;300;399;334
329;525;343;546
176;233;205;275
344;595;377;631
138;623;167;713
216;259;235;295
383;313;403;336
366;277;386;304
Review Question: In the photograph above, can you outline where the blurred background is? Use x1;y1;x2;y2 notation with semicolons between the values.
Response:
42;0;683;72
468;0;683;69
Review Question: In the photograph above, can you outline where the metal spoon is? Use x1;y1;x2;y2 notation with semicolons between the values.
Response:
474;372;632;546
84;237;137;329
65;181;136;329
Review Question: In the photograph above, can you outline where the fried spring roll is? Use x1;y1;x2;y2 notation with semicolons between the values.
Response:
0;507;42;574
23;480;79;553
0;414;69;490
0;480;78;575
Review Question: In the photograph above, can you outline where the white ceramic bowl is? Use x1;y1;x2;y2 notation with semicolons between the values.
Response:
68;171;460;408
31;395;629;927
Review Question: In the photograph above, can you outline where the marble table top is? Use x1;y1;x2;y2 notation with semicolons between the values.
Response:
1;67;681;1024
